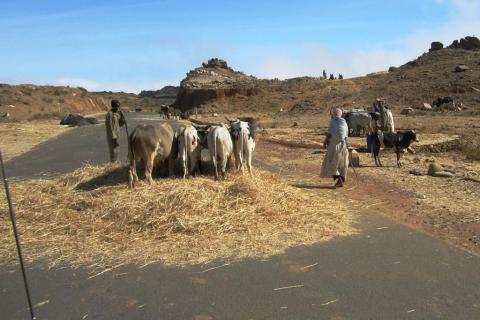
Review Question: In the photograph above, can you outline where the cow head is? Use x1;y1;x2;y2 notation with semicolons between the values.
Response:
404;130;419;144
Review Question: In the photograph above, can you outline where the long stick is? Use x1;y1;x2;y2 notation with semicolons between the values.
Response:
0;150;36;320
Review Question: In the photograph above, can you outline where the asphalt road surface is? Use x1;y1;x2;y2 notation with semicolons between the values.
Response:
1;112;479;319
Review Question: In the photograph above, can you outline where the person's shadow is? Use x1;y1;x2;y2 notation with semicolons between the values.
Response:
291;183;336;190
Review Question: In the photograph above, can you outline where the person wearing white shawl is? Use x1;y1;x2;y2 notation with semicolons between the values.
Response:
320;108;349;187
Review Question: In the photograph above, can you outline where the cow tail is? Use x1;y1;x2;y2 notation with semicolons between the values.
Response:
240;128;245;166
183;129;189;175
213;132;218;168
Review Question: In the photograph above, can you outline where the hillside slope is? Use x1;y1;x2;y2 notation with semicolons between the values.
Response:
175;39;480;115
0;84;108;121
0;84;179;122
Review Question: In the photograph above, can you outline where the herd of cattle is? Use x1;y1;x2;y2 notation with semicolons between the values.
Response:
127;117;256;188
126;103;420;186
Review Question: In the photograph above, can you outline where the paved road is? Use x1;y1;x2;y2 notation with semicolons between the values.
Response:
2;113;480;319
4;112;163;180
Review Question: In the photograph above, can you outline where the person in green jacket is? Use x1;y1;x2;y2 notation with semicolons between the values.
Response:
105;99;125;162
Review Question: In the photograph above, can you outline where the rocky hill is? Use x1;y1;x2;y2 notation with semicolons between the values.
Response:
173;58;259;111
175;37;480;115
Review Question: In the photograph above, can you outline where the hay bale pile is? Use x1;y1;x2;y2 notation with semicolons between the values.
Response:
0;164;355;268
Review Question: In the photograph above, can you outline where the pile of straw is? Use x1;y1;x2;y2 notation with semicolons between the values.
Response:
0;164;356;268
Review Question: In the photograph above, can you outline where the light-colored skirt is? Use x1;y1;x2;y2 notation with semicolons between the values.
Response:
320;141;349;179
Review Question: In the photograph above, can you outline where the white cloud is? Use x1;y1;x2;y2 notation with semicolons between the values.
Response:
248;0;480;80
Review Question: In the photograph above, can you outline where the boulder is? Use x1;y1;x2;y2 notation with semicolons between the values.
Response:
429;41;444;52
401;107;414;115
60;113;98;127
432;96;454;109
454;65;469;72
349;149;360;167
202;58;230;70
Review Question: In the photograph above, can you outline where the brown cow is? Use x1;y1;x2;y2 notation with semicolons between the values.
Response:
128;123;176;188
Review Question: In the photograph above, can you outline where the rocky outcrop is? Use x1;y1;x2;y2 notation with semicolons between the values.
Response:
447;36;480;50
429;41;444;52
173;58;259;111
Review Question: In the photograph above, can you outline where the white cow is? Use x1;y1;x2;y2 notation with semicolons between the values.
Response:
230;120;255;175
177;125;201;179
207;124;233;180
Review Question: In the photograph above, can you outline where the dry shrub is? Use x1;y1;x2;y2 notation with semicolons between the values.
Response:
0;164;356;269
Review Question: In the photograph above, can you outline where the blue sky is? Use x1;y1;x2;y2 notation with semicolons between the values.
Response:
1;0;479;92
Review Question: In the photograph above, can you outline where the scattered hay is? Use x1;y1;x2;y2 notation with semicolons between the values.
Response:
0;164;356;269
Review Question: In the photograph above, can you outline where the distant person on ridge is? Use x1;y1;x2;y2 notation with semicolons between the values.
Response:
105;99;125;162
320;108;349;187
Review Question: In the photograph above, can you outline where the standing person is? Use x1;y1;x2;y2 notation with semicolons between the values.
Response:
320;108;349;187
105;99;125;162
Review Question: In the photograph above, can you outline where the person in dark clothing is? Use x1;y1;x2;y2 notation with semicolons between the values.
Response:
105;99;125;162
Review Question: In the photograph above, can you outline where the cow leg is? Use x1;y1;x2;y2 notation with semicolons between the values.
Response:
180;152;187;179
197;159;203;176
240;154;245;176
246;151;253;176
168;155;175;177
396;148;402;167
129;159;138;188
212;156;219;180
145;155;154;185
221;157;228;179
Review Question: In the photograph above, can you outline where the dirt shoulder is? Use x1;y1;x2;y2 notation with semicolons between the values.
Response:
0;120;71;161
255;135;480;255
